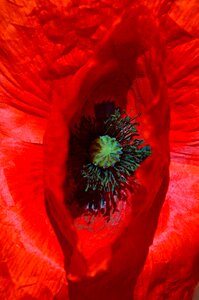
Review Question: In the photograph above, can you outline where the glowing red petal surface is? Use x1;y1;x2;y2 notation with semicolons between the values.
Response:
0;141;67;298
0;0;198;299
44;5;170;300
168;39;199;164
134;160;199;299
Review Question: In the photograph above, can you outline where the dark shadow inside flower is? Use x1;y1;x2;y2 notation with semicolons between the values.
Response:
44;3;170;298
66;101;151;221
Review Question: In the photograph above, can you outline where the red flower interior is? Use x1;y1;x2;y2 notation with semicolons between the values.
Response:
43;4;170;299
0;0;198;299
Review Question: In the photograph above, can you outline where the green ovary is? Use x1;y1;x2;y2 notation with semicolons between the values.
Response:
90;135;123;168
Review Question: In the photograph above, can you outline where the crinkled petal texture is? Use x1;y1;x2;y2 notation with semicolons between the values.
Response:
0;1;68;299
134;0;199;299
44;3;170;299
0;1;198;300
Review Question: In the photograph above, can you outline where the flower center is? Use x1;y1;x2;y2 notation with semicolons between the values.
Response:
68;103;151;220
90;135;123;168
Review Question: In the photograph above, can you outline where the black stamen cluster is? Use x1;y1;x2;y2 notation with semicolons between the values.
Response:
67;102;151;220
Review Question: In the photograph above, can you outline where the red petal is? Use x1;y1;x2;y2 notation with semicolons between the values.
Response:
44;5;170;297
134;160;199;299
0;140;68;298
1;0;198;299
0;104;46;143
167;39;199;164
145;0;199;164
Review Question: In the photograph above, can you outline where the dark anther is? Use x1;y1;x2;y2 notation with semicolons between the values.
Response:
67;102;151;220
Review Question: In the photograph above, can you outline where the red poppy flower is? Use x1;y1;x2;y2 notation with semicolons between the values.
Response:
0;1;198;300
